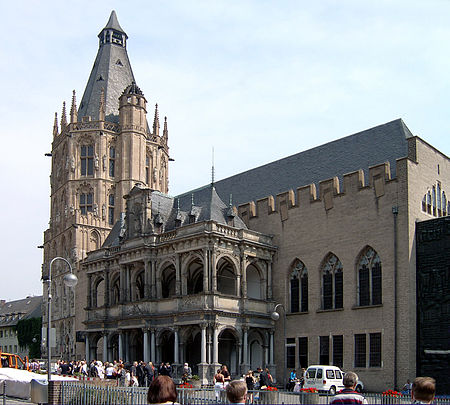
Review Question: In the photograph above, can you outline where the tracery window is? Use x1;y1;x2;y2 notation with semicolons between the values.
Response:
321;254;343;310
80;145;94;176
108;194;115;225
357;247;382;306
290;260;308;313
421;182;448;217
109;147;115;177
80;193;93;215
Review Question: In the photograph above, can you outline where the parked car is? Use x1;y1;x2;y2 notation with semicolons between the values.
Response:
303;365;344;395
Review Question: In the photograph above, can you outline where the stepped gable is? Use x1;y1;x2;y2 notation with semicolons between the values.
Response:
178;119;413;206
78;11;135;123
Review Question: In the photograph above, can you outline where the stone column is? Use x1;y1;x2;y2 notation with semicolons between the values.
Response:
85;334;90;362
267;259;273;300
201;324;207;363
104;268;110;307
269;330;274;365
203;248;209;292
125;332;130;362
240;252;247;298
211;250;217;292
144;260;150;299
103;332;108;363
174;327;179;364
151;260;157;298
87;274;92;308
143;328;149;363
118;331;123;361
242;327;248;365
212;323;219;364
126;266;131;301
120;266;126;303
151;329;156;363
175;254;181;295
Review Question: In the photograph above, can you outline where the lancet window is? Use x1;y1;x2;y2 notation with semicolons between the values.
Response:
357;247;382;306
321;254;343;310
290;260;308;313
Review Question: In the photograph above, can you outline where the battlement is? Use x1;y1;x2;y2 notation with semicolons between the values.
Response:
238;161;396;221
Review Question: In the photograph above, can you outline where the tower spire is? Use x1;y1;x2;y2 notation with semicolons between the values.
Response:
211;147;215;187
53;112;59;137
153;104;160;136
60;102;67;129
70;90;78;123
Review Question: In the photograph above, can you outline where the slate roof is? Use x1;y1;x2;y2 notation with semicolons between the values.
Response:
0;296;42;328
78;11;135;123
177;119;413;206
103;186;246;248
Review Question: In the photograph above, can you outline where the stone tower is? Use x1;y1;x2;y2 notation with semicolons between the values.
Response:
42;11;170;359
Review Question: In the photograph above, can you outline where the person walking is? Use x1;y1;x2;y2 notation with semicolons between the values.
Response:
330;371;368;404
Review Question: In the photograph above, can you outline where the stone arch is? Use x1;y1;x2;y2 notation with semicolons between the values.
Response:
356;245;382;306
93;274;105;307
182;326;201;375
160;262;176;299
185;257;204;295
110;272;121;305
320;252;343;310
248;329;266;370
216;256;237;295
131;266;145;301
246;261;263;299
158;329;175;363
289;258;308;313
218;327;239;376
89;230;101;252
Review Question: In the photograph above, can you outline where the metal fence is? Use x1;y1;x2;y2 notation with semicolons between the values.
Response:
59;382;450;405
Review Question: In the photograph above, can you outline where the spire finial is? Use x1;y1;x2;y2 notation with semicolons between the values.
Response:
229;194;233;207
60;102;67;129
153;103;160;136
53;112;59;137
99;88;105;121
191;193;194;207
163;116;168;139
211;147;215;187
70;90;78;123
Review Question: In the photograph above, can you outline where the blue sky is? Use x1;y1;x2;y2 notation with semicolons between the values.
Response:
1;0;449;300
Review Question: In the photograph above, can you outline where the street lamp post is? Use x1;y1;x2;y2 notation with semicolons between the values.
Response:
44;257;78;382
271;303;286;389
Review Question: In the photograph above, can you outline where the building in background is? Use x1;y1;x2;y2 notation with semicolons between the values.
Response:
0;296;42;360
42;11;450;391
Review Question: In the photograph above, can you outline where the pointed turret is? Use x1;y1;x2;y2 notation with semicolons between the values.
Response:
60;102;67;129
78;11;135;123
163;116;168;139
53;112;59;137
70;90;78;123
153;104;160;136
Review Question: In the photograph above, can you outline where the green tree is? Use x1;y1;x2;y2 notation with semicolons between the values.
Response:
15;317;42;359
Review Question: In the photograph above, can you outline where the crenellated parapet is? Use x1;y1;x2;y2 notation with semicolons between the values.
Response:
238;161;395;220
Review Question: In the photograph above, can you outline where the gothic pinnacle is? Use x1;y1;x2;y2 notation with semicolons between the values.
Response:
60;102;67;129
53;112;59;136
153;103;160;136
70;90;78;123
163;116;168;139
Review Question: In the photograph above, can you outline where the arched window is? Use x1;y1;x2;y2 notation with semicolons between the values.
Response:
109;146;115;177
111;275;120;305
135;271;145;300
80;193;93;215
246;264;262;299
80;145;94;176
357;247;382;306
108;194;115;225
161;265;176;298
321;254;343;310
217;258;236;295
187;259;203;295
290;260;308;313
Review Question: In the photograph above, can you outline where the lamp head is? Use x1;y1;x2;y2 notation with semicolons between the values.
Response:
63;273;78;288
271;311;280;321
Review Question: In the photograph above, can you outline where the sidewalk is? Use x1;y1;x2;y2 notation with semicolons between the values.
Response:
1;397;34;405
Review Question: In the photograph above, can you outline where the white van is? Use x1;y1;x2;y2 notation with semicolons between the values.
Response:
303;365;345;395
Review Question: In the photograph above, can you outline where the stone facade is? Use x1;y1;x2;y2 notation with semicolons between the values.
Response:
42;11;450;392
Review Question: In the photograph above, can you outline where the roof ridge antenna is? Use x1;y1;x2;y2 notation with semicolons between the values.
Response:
211;147;215;187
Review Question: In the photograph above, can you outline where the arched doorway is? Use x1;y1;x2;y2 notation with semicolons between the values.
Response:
159;331;174;364
184;331;201;375
218;329;238;376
